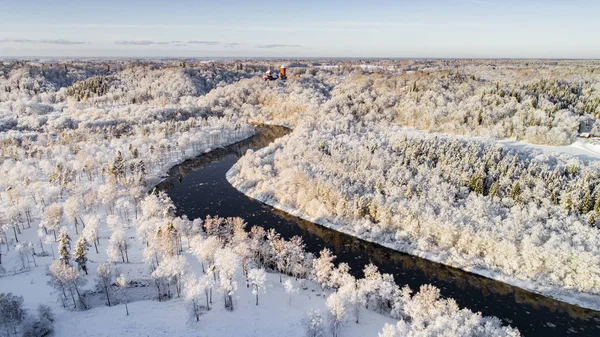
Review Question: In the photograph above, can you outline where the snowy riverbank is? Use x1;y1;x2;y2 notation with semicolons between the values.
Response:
226;137;600;312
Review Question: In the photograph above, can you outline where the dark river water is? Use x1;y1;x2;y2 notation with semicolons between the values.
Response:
157;125;600;337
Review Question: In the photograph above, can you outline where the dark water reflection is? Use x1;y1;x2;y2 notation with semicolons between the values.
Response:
156;125;600;337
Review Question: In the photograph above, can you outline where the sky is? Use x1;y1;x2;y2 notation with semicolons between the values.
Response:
0;0;599;58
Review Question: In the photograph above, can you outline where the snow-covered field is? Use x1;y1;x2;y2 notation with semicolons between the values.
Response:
2;258;395;337
501;138;600;163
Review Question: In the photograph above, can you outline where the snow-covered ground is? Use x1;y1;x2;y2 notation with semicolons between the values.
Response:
1;259;394;337
501;138;600;163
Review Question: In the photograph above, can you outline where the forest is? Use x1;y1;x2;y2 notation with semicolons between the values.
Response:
2;58;600;336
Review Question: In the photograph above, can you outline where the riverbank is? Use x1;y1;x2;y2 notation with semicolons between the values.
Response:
226;145;600;313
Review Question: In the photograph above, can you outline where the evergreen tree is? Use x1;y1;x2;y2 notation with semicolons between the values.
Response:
550;190;559;205
588;213;596;227
581;190;592;214
468;172;485;195
509;182;522;201
594;192;600;216
112;151;125;179
74;237;90;275
563;193;574;214
58;231;71;266
489;181;499;198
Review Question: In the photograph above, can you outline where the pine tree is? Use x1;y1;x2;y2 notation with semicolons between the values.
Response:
550;190;559;205
468;173;485;195
594;192;600;216
581;190;592;214
112;151;125;179
58;232;71;266
489;181;499;198
563;193;574;214
588;213;596;227
509;182;522;202
74;237;90;275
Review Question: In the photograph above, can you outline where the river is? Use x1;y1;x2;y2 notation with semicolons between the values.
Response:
156;124;600;337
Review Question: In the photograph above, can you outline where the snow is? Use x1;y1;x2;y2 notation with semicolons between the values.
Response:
0;224;394;337
51;272;395;337
501;138;600;163
8;58;597;336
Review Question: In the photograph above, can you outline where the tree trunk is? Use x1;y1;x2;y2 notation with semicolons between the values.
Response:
155;281;162;301
69;288;77;309
25;211;31;228
105;284;111;306
205;291;210;310
74;284;87;309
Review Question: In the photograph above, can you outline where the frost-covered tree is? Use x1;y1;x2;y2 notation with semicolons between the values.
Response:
107;228;129;263
64;196;82;235
183;274;205;321
326;292;347;337
0;293;26;335
152;255;188;298
190;235;221;273
41;203;62;241
214;248;239;310
74;236;90;274
22;304;54;337
313;248;335;289
15;242;35;270
82;214;100;253
303;309;326;337
199;272;215;310
96;263;114;307
49;261;87;309
248;268;266;306
57;229;71;266
283;279;298;306
116;273;129;316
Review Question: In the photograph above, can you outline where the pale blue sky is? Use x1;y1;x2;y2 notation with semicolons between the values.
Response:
0;0;598;58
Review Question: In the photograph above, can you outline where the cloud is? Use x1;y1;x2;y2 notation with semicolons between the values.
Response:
114;40;159;45
224;42;242;47
187;40;220;46
461;0;491;4
114;40;221;47
0;38;86;45
256;44;302;49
